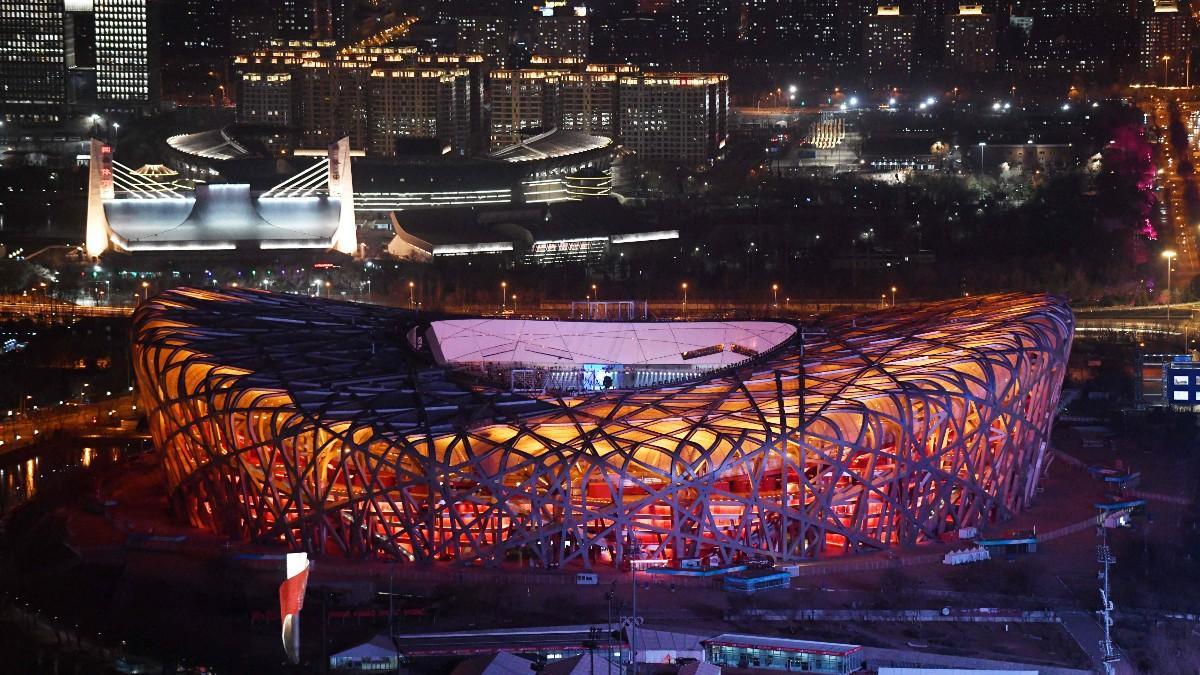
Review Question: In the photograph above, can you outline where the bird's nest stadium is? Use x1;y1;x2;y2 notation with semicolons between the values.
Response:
132;290;1073;567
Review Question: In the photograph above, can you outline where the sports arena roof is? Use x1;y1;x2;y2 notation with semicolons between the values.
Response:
103;184;342;252
133;291;1073;567
165;128;255;161
487;129;613;163
88;138;356;256
131;163;179;178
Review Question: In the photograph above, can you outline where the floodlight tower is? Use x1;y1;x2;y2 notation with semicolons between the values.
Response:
1097;520;1120;674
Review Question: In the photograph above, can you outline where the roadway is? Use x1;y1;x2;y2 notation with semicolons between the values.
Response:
1073;302;1200;347
0;395;139;456
1145;95;1198;289
0;298;133;320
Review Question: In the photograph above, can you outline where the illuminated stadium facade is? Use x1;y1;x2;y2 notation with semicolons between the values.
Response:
133;290;1072;566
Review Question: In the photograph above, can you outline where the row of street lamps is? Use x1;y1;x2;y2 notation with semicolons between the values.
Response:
494;281;904;316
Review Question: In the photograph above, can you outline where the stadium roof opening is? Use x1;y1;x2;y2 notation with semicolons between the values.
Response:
428;319;796;368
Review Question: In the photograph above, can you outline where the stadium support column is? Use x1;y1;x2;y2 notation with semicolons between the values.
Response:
328;137;358;257
85;139;115;259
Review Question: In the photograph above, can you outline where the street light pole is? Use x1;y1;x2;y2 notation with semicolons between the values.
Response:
891;286;897;308
630;567;638;675
681;282;688;318
1163;250;1177;335
501;281;507;311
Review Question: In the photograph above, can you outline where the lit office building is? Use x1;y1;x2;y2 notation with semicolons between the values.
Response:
863;5;914;78
457;16;508;70
1139;2;1192;85
533;3;589;59
0;0;67;122
488;68;567;148
944;4;996;73
95;0;158;111
619;72;728;166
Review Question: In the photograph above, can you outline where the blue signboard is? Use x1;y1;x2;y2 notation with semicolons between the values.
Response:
1164;362;1200;404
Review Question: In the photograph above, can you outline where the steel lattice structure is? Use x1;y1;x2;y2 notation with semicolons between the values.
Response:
132;289;1073;566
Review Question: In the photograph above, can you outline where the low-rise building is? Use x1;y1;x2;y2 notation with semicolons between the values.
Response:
704;634;864;674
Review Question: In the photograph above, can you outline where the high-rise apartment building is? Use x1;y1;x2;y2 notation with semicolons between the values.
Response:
166;0;229;55
367;68;470;156
863;6;915;78
234;41;477;153
0;0;67;122
1007;0;1136;79
239;72;293;124
533;3;589;59
488;68;567;147
278;0;316;39
610;16;662;65
619;72;727;166
95;0;158;110
230;2;277;54
909;0;956;66
744;0;870;72
457;16;509;70
944;4;996;73
1140;2;1192;84
558;64;639;138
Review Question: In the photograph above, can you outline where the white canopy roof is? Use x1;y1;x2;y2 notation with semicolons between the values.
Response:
428;320;796;367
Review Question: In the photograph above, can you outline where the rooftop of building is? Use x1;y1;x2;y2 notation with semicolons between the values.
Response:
703;633;863;656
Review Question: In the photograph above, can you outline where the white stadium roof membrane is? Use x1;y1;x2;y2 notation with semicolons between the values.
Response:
428;319;797;367
103;184;342;251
